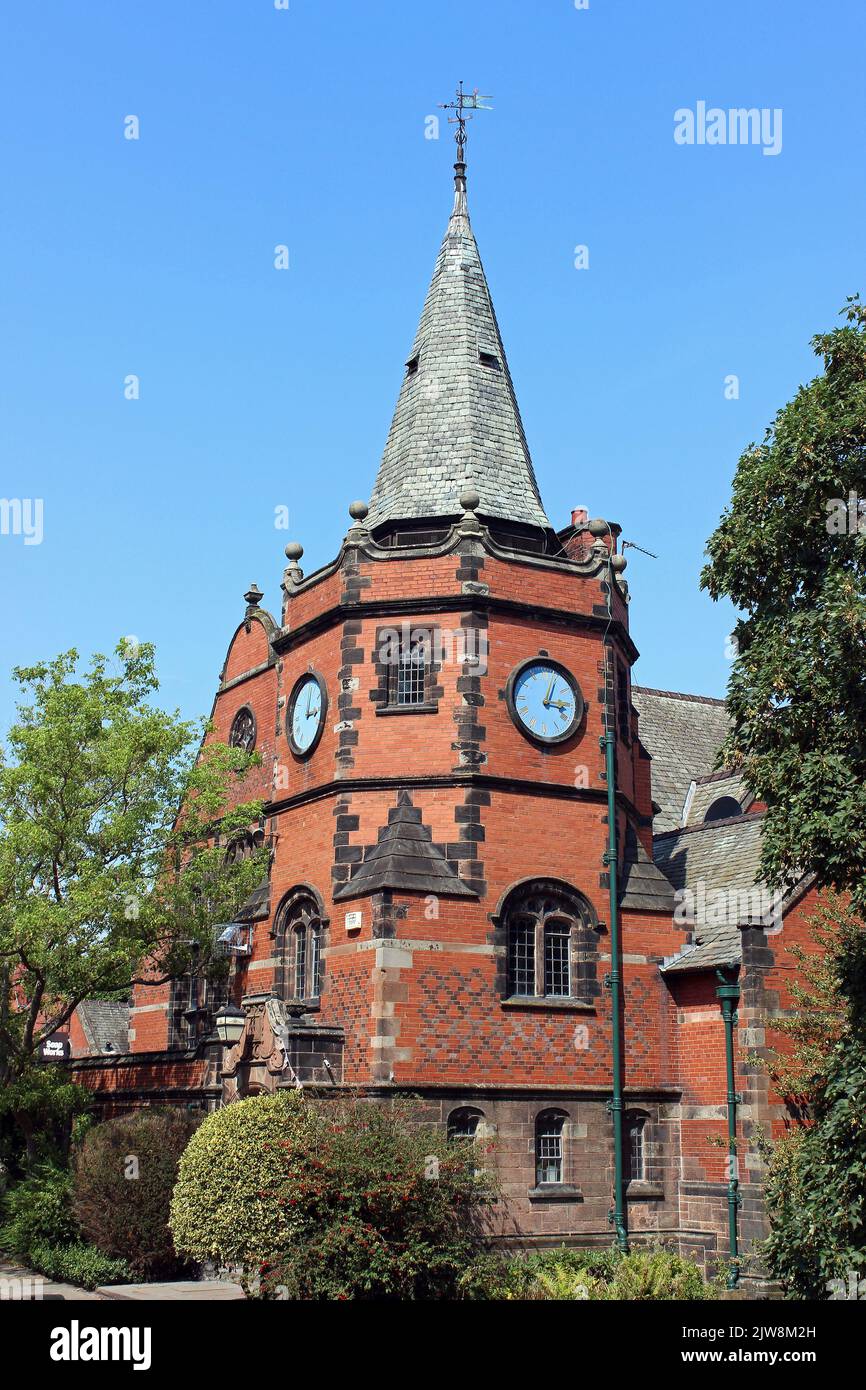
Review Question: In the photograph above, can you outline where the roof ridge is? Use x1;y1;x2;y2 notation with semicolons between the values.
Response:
633;685;727;707
653;808;765;840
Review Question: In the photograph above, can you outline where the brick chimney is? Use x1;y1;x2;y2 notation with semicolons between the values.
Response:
562;506;593;560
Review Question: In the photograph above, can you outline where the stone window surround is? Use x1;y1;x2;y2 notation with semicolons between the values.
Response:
372;622;445;716
271;884;330;1010
497;880;601;1009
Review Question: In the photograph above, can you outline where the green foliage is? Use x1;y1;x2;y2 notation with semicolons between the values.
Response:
702;297;866;912
72;1108;200;1280
0;641;267;1149
0;1164;78;1258
170;1091;496;1299
764;897;859;1108
602;1247;714;1301
70;1111;96;1148
763;917;866;1297
764;1041;866;1298
27;1240;132;1290
459;1244;716;1301
0;1067;90;1171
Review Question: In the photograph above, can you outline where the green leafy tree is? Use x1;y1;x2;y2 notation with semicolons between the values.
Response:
702;297;866;911
763;896;856;1111
763;921;866;1297
0;642;267;1158
703;306;866;1294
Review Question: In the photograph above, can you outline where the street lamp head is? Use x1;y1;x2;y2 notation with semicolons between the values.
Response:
214;1003;246;1046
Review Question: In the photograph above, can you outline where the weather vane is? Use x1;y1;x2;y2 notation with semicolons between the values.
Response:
438;81;493;162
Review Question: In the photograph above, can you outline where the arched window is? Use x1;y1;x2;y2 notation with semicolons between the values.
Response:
447;1106;483;1144
625;1111;647;1183
535;1110;567;1186
274;889;325;1003
704;795;742;824
502;882;598;1001
309;925;323;999
223;827;265;866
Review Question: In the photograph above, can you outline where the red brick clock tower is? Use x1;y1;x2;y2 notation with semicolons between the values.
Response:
124;150;686;1246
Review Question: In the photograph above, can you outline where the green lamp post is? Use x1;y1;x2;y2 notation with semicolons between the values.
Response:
716;970;742;1289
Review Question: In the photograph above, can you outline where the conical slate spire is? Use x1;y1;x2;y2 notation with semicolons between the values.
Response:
365;162;551;534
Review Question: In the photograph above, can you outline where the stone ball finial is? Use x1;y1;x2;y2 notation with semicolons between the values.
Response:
460;487;480;513
284;542;304;562
587;518;609;537
610;552;628;574
348;500;369;522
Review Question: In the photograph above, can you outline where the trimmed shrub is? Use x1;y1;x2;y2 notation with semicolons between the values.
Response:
0;1165;78;1259
170;1091;497;1299
72;1108;200;1280
28;1240;132;1291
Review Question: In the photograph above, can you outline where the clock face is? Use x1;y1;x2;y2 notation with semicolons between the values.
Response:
288;673;327;757
507;659;584;744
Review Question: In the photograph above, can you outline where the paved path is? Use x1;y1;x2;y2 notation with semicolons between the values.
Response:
98;1279;244;1300
0;1259;102;1301
0;1260;244;1301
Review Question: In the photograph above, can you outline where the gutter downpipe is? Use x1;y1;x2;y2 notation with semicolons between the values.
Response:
716;968;741;1288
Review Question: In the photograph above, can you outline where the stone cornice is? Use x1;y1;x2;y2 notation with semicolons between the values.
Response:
282;515;607;601
263;771;643;821
273;592;639;664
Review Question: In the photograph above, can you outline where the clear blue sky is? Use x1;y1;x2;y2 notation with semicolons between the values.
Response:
1;0;863;732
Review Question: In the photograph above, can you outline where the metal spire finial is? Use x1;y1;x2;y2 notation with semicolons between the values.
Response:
438;80;492;166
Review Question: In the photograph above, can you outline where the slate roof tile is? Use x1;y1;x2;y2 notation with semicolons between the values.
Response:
632;686;729;832
654;814;778;973
76;1000;130;1055
366;169;551;533
334;791;477;901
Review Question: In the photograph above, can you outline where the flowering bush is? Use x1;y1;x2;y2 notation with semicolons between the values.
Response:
169;1091;497;1299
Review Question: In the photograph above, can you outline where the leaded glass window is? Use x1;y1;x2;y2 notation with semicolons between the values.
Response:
503;884;596;1000
274;890;325;1003
543;920;571;997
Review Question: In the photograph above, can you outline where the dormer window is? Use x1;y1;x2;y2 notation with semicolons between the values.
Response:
704;795;742;823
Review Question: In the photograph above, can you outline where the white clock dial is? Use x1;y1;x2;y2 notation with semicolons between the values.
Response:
508;660;583;744
288;674;327;757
